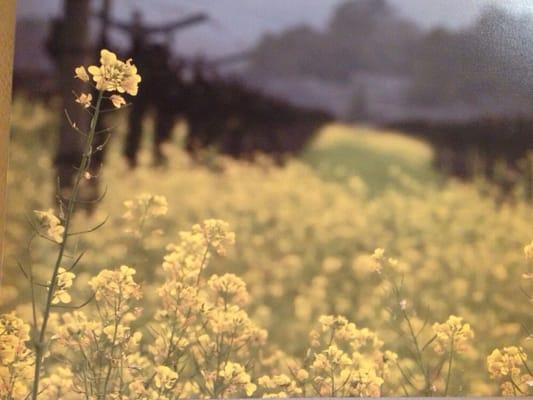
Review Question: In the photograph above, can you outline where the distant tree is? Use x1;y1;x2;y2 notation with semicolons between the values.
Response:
409;5;533;109
250;25;324;77
248;0;420;80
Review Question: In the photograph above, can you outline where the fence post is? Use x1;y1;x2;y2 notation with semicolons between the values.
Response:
0;0;17;280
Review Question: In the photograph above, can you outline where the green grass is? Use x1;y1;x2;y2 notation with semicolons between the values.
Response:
303;123;441;193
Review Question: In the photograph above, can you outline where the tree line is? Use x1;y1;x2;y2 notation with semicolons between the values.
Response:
249;0;533;113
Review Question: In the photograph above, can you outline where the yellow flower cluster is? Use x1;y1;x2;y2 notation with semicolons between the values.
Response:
149;222;266;398
258;374;303;398
193;219;236;256
50;265;143;398
217;362;257;397
0;313;33;400
153;365;179;394
371;249;479;395
88;49;141;95
75;49;141;110
208;273;250;307
123;193;168;221
262;314;396;398
39;367;75;400
88;265;142;318
123;193;168;237
487;346;532;396
75;92;92;108
432;315;475;354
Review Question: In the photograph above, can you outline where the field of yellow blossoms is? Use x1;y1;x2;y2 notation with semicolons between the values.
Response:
2;97;532;398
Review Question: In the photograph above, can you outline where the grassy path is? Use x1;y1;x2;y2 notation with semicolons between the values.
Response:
303;123;440;193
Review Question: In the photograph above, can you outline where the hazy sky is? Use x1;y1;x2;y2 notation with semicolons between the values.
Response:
17;0;533;56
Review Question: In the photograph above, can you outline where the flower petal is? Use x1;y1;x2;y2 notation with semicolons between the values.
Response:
100;49;117;65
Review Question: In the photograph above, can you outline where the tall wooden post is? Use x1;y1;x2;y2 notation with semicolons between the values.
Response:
0;0;17;279
55;0;91;194
100;0;112;48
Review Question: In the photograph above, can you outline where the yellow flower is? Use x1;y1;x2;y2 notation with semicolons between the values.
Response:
487;346;526;379
193;219;236;255
34;208;65;243
88;49;141;95
39;367;74;399
51;268;75;305
258;374;302;397
296;369;309;381
318;314;347;332
246;383;258;396
219;362;256;396
154;365;178;390
0;313;33;399
0;313;31;345
371;248;385;273
34;208;61;227
110;94;126;108
525;240;533;261
372;248;385;261
75;93;92;108
88;265;142;317
432;315;474;354
49;225;65;243
123;193;168;220
208;273;249;306
499;381;515;396
74;66;90;82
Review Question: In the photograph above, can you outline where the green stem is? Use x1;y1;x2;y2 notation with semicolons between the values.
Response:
444;336;454;396
31;91;104;399
101;307;121;398
403;310;430;394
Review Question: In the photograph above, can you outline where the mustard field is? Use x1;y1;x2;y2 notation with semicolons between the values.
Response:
2;99;532;398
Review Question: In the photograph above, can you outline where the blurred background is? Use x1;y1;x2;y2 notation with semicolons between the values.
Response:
13;0;533;193
16;0;533;116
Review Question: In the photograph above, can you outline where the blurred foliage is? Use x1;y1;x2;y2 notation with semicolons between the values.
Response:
2;99;533;395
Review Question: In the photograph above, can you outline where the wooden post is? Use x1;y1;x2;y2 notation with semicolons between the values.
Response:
0;0;17;280
100;0;112;48
55;0;91;194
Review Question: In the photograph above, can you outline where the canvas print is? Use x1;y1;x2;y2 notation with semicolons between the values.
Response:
1;0;532;398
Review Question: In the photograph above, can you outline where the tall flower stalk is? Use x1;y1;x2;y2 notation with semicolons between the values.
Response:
28;49;141;399
371;249;474;396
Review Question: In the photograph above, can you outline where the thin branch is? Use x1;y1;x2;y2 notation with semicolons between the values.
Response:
50;293;95;310
416;315;430;338
67;216;109;236
64;109;88;136
421;334;437;352
66;250;86;272
62;185;108;205
95;134;112;152
17;261;50;288
95;124;119;135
